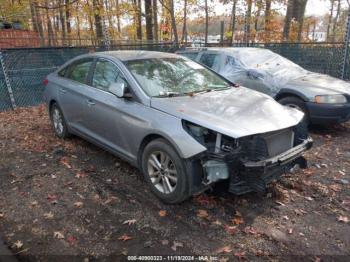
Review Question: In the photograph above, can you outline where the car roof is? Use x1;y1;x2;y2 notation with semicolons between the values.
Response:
203;47;270;55
95;50;180;61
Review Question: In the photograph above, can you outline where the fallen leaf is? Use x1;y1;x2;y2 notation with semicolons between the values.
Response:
224;225;237;235
171;241;183;251
123;219;137;226
216;246;232;254
212;220;222;226
232;216;244;225
303;170;314;176
243;226;257;235
0;212;5;218
60;157;72;169
67;236;77;246
74;202;83;208
12;240;23;249
47;194;57;202
197;209;209;218
30;201;38;206
288;228;293;234
43;212;54;219
337;216;349;223
118;234;132;241
329;184;342;192
294;209;307;215
161;239;169;245
234;251;246;259
75;172;87;178
103;196;119;205
159;210;167;217
54;231;64;239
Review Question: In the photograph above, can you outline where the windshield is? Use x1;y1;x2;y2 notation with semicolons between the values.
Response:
239;49;306;76
124;57;231;97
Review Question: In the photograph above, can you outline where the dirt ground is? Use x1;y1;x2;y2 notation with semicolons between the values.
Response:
0;105;349;261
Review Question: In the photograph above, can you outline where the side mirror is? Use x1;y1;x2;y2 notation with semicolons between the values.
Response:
109;80;132;98
247;69;264;80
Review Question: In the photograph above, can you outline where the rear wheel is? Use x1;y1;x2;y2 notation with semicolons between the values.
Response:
278;96;310;125
141;139;190;204
50;103;70;139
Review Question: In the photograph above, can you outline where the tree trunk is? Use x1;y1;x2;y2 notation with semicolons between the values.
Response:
115;0;121;36
45;5;54;46
133;0;142;40
331;0;341;42
170;0;178;47
93;0;104;44
76;12;81;45
283;0;308;42
64;0;71;39
145;0;153;41
265;0;272;40
327;0;335;41
59;0;66;44
254;0;263;42
245;0;252;43
230;0;237;45
182;0;188;44
283;0;294;41
153;0;159;42
297;0;308;41
204;0;208;45
30;0;45;46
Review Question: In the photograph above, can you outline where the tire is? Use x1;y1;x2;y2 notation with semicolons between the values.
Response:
278;96;310;125
50;103;70;139
141;139;190;204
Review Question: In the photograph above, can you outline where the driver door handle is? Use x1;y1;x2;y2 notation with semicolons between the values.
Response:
86;99;96;106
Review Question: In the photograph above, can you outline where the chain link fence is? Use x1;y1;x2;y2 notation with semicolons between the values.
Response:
0;42;349;111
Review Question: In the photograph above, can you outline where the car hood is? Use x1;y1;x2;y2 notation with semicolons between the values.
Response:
151;87;304;138
286;72;350;96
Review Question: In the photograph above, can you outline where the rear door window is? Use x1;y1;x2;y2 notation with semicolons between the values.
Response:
66;59;93;84
199;53;220;69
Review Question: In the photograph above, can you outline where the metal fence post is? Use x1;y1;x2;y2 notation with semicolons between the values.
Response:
341;9;350;79
0;51;16;110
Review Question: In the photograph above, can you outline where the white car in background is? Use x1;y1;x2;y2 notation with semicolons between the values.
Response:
177;47;350;125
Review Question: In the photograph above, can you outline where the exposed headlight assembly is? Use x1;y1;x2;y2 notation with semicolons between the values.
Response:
315;94;347;104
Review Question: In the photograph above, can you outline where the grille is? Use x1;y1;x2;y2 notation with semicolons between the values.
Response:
262;128;294;157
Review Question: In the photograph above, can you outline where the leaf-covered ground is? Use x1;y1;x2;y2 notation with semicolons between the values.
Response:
0;105;349;261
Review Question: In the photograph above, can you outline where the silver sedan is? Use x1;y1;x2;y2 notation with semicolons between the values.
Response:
44;51;312;203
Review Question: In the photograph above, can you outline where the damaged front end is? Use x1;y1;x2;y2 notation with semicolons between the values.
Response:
183;120;313;195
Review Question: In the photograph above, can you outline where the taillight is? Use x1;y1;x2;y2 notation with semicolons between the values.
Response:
43;78;49;86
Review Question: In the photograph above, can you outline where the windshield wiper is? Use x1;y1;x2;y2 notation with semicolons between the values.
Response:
155;91;183;98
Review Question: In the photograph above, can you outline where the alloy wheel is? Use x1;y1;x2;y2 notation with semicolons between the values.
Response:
147;151;178;194
52;107;64;135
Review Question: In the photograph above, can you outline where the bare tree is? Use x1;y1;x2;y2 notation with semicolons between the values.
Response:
145;0;154;40
153;0;159;42
182;0;188;44
230;0;238;44
204;0;209;45
159;0;178;47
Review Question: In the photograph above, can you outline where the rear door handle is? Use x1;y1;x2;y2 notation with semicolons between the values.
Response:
86;99;96;106
59;88;67;94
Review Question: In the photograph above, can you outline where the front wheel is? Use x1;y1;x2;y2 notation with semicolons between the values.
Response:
141;139;190;204
278;96;310;125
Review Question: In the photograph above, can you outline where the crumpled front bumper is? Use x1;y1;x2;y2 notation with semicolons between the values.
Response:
229;137;313;195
